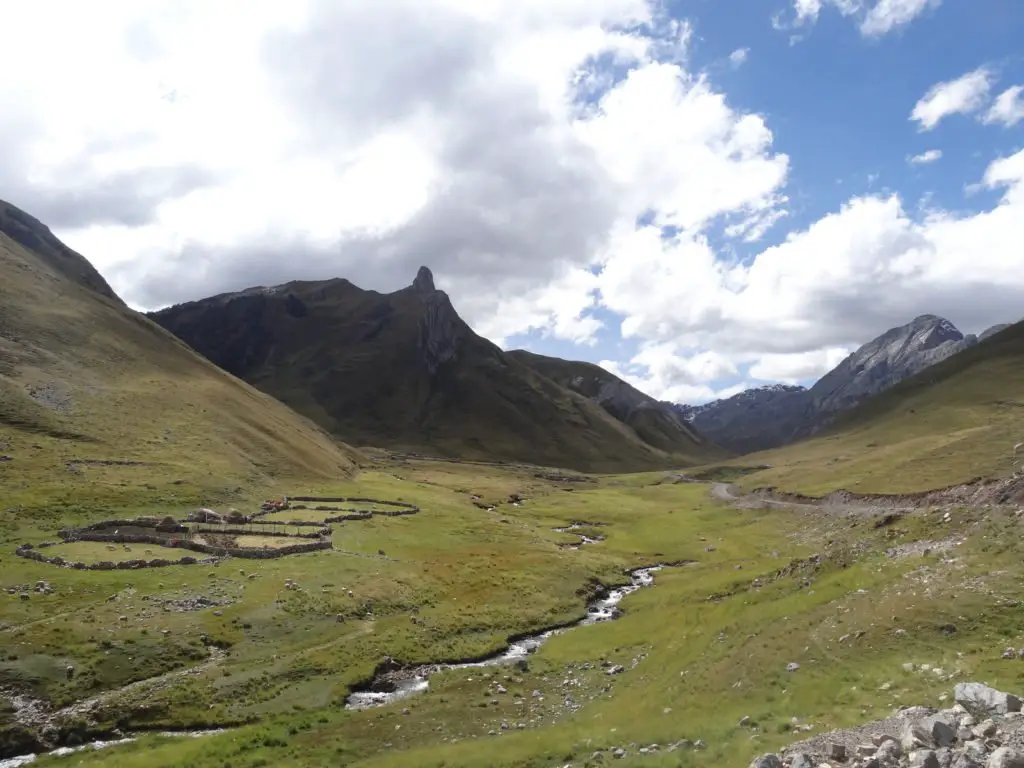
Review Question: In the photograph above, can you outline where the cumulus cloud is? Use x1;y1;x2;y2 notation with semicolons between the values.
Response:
594;148;1024;400
749;348;852;383
911;67;994;131
908;149;942;165
982;85;1024;128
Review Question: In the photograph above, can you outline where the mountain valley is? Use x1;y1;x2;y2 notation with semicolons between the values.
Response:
1;200;1024;768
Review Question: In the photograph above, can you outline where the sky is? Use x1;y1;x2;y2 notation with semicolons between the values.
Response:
1;0;1023;405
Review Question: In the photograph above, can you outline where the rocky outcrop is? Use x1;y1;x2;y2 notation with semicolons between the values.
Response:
809;315;979;415
678;315;1011;454
753;682;1024;768
413;267;466;374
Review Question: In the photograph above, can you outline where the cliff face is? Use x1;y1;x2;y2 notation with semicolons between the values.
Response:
150;267;725;472
677;315;1011;455
413;267;465;374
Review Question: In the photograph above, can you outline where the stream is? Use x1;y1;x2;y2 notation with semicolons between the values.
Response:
345;565;662;710
552;523;605;549
0;730;224;768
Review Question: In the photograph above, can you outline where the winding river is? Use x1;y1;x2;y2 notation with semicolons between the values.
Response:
2;562;677;763
345;565;663;709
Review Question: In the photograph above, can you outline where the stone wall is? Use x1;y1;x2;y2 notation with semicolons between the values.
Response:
253;496;420;524
55;531;333;560
16;543;212;570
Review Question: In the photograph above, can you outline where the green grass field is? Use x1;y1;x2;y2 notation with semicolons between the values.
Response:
0;457;1019;767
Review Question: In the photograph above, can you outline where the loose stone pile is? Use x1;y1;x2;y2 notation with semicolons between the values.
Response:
751;682;1024;768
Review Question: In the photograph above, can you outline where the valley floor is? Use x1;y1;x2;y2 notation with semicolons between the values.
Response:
3;458;1024;767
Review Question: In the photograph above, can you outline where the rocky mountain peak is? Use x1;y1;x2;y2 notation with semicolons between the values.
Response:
413;266;436;295
410;267;464;374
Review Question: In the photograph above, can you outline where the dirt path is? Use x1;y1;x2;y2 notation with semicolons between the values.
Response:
710;482;918;517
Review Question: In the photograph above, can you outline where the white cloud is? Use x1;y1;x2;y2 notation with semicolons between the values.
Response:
728;48;749;68
911;67;994;131
982;85;1024;128
1;0;789;353
749;348;851;383
595;148;1024;399
908;149;942;165
792;0;826;25
860;0;938;37
598;355;744;403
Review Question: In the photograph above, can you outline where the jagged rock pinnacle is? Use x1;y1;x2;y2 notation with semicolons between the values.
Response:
413;266;435;294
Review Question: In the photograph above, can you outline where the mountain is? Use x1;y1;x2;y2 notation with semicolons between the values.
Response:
673;384;812;455
737;319;1024;495
0;201;121;303
809;314;979;414
680;315;1009;454
0;200;362;508
505;350;715;455
150;268;725;473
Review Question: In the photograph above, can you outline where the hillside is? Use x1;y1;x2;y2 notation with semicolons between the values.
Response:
150;268;724;472
730;319;1024;494
681;314;1009;454
0;200;363;512
506;349;713;455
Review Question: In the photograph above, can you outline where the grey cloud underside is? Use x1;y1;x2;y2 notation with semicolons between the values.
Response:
16;165;216;230
117;0;621;312
0;114;216;231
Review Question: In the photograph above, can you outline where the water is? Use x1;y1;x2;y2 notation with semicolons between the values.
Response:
345;566;662;710
0;730;224;767
552;523;606;549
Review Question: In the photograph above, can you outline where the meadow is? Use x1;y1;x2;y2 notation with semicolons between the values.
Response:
0;456;1019;767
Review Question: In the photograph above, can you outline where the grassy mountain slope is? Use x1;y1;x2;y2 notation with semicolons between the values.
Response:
0;200;362;513
506;349;721;457
730;320;1024;494
150;270;722;472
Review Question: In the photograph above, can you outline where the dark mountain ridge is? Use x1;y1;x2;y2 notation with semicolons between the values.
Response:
150;268;726;472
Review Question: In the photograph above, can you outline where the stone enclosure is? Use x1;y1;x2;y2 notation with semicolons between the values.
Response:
14;495;420;570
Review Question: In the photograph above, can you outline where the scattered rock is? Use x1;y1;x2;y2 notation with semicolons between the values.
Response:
955;683;1022;716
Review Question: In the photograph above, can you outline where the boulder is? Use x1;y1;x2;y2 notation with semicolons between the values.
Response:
921;714;959;747
749;755;782;768
908;750;940;768
955;683;1022;716
789;754;814;768
989;748;1024;768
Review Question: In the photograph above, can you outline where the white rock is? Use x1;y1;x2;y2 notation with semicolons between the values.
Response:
955;682;1023;716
